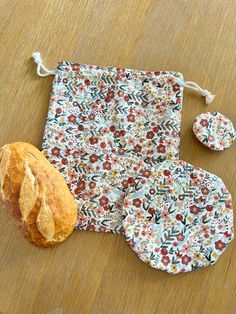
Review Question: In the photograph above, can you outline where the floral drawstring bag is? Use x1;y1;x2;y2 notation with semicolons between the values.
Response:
32;52;216;234
32;52;234;274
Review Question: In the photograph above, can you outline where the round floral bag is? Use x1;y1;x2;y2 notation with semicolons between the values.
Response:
122;160;234;274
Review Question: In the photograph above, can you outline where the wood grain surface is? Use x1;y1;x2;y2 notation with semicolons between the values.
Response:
0;1;236;313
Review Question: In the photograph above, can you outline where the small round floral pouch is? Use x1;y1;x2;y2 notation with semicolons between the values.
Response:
193;112;235;151
122;160;234;274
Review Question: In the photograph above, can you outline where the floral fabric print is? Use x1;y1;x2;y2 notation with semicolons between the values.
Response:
193;112;235;151
42;62;184;233
122;160;234;274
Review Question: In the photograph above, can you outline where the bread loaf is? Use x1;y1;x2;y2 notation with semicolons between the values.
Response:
0;142;77;247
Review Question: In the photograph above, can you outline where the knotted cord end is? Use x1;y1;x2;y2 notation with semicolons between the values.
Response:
201;90;215;104
31;51;55;77
32;52;42;64
184;81;215;104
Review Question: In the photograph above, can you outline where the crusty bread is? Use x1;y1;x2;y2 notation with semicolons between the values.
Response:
0;142;77;247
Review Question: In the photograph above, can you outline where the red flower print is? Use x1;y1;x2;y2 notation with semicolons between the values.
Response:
149;189;155;195
176;214;183;221
181;255;191;265
172;130;178;137
110;125;116;132
127;239;135;247
146;131;154;139
141;170;151;178
164;170;171;176
86;225;95;232
161;255;170;266
118;90;124;97
78;124;84;131
89;137;98;145
84;79;90;86
68;114;77;123
61;158;68;165
206;205;213;212
89;154;99;163
114;130;121;138
105;97;111;103
157;144;166;153
120;130;126;137
226;200;232;209
210;229;216;235
102;186;111;194
141;101;148;107
153;126;159;133
215;240;226;251
56;108;62;114
127;177;136;186
107;90;115;99
78;148;85;155
200;119;209;127
103;161;111;170
89;181;96;189
161;248;168;255
176;233;184;241
51;147;60;156
74;187;82;195
148;208;155;215
208;135;214;142
134;144;142;153
179;195;185;200
72;63;80;71
124;95;129;102
99;196;109;206
77;180;86;191
199;196;205;202
128;138;135;145
98;226;107;232
190;205;201;215
167;77;174;84
224;231;231;238
100;142;106;148
122;179;128;188
127;114;135;122
88;113;95;120
172;83;180;92
201;187;209;195
190;173;197;180
133;198;142;207
118;148;125;155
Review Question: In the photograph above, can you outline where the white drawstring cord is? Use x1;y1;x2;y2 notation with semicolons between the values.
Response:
32;52;55;77
183;81;215;104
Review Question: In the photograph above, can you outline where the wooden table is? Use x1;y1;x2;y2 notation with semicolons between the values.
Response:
1;1;236;313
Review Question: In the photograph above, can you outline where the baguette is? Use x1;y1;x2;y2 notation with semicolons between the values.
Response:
0;142;77;247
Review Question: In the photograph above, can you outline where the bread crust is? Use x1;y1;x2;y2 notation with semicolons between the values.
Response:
0;142;77;247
